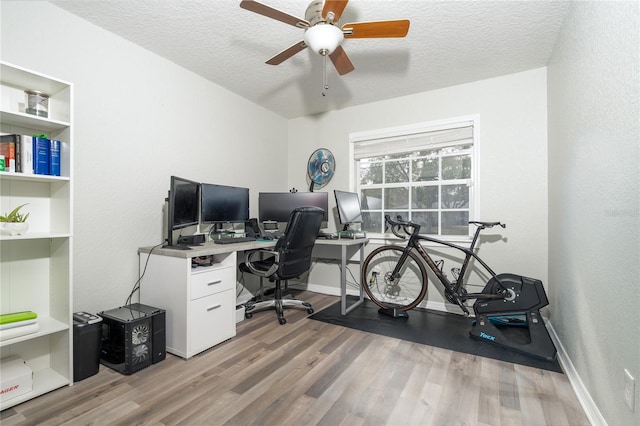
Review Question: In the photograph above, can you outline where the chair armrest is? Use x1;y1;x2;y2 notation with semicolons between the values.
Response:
244;249;280;277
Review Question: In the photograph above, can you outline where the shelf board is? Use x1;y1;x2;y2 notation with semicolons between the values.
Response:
0;316;69;348
0;171;70;182
0;110;70;132
1;62;70;94
0;233;71;242
0;367;70;411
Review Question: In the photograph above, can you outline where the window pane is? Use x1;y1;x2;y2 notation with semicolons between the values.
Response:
412;158;439;182
442;155;471;180
412;211;438;234
362;211;383;233
360;161;383;185
441;144;472;154
385;160;410;183
412;186;438;208
361;189;382;210
442;211;469;235
385;187;409;209
414;149;439;157
441;184;469;209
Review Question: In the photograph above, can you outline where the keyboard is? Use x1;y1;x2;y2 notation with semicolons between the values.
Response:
213;236;257;245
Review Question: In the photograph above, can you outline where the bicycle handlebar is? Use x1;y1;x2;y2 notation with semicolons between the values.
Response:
385;215;419;239
385;215;506;238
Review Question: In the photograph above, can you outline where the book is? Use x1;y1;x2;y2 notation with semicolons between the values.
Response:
15;135;22;173
0;319;37;331
0;311;38;325
0;134;25;173
20;135;33;174
0;137;16;173
0;323;39;341
49;139;60;176
32;136;49;175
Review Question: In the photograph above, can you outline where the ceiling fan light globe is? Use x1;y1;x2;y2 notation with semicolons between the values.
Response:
303;23;344;56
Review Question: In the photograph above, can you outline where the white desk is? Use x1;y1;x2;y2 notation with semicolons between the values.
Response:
138;237;367;358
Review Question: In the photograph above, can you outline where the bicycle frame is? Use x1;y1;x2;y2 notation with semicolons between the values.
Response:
387;216;508;315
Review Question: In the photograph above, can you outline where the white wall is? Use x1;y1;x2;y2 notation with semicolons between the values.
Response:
547;2;640;426
1;1;289;314
288;69;549;304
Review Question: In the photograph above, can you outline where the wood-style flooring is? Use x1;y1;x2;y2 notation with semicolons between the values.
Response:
1;291;590;425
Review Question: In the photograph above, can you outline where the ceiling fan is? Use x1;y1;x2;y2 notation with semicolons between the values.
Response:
240;0;410;92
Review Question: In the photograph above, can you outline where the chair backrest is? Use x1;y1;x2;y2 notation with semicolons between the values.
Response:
273;206;324;280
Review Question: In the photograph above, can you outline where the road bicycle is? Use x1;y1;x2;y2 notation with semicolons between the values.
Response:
361;215;557;361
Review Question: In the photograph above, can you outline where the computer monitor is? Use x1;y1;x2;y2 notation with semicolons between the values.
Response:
166;176;199;248
334;190;363;231
200;183;249;230
258;192;328;223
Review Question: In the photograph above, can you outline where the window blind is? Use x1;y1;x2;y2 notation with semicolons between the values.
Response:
353;125;473;160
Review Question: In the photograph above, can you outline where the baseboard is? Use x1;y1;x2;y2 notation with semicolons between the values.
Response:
543;321;606;426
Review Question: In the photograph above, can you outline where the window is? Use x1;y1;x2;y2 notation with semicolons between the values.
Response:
350;116;478;238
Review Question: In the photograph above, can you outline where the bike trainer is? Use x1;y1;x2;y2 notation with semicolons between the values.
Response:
469;273;557;361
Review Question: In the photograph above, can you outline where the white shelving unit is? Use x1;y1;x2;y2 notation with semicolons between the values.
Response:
0;62;73;410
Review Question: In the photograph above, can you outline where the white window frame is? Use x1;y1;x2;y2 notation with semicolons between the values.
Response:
348;115;480;242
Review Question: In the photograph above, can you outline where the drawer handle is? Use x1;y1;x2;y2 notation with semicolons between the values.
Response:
207;280;223;286
207;305;222;311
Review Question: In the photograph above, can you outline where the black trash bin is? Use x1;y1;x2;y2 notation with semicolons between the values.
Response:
73;312;102;382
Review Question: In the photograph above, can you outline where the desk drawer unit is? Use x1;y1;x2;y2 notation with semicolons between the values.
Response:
138;251;238;359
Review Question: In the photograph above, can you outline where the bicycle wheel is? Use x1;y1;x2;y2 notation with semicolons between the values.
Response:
362;245;428;311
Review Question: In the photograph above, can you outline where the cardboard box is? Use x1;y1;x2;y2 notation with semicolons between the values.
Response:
0;356;33;403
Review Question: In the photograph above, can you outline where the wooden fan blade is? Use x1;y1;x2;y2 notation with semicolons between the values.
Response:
329;46;355;75
343;20;410;38
266;41;307;65
322;0;349;23
240;0;309;28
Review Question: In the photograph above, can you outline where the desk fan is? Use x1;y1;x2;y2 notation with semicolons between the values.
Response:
308;148;335;191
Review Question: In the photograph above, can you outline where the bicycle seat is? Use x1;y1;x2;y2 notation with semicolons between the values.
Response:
469;221;505;228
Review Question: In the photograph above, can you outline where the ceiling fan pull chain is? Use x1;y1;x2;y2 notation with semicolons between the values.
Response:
322;54;329;96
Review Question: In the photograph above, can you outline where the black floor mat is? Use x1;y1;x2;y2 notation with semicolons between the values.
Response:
310;298;562;373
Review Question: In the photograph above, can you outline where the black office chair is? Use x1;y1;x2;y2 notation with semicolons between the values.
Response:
240;206;324;325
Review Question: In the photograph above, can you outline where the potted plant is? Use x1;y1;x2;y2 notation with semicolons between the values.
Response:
0;203;30;235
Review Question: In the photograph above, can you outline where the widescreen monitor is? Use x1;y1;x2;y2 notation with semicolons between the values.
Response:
258;192;328;223
334;190;363;231
200;183;250;224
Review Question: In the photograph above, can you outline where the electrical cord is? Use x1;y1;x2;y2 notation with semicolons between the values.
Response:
124;239;166;306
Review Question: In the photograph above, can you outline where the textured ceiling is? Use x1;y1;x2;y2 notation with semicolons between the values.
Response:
50;0;570;119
